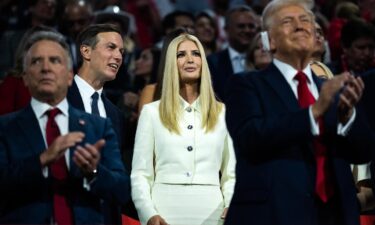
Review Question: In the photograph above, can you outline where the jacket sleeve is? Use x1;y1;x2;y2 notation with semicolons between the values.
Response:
130;105;158;224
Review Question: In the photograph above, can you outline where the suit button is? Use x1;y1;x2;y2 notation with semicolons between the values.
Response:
186;172;191;177
187;146;193;151
187;125;193;129
186;107;192;112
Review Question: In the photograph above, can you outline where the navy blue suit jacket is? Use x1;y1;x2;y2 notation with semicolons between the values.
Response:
224;63;373;225
207;49;234;102
0;104;130;224
67;80;124;147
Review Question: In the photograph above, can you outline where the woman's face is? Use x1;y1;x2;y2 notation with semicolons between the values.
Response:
177;40;202;83
253;38;272;69
313;22;325;57
194;16;215;44
134;48;153;77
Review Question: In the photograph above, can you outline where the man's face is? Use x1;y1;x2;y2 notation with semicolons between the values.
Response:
31;0;56;21
269;5;315;60
23;40;73;104
226;11;258;53
345;37;375;73
64;3;92;39
87;32;124;82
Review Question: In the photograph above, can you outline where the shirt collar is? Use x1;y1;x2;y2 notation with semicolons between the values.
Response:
31;97;69;118
273;58;313;84
179;96;201;112
74;74;103;99
228;46;245;61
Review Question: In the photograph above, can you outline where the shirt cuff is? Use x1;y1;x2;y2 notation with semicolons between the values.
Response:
309;106;320;136
337;108;356;136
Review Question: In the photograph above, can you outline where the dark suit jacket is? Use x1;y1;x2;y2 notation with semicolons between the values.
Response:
207;49;234;102
67;79;138;221
224;63;373;225
0;104;130;224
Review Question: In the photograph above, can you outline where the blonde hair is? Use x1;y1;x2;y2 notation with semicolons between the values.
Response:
262;0;315;31
159;34;222;134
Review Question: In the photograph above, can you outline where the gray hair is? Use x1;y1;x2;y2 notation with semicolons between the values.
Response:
261;0;315;31
23;31;73;71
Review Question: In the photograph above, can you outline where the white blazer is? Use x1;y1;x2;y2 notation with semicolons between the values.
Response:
131;99;236;223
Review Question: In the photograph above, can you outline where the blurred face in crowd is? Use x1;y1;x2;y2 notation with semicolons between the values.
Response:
174;15;195;34
312;22;326;59
23;40;73;105
177;40;202;84
134;48;153;77
31;0;57;22
195;15;216;44
252;37;272;69
344;37;375;73
84;32;124;82
269;5;315;61
64;2;93;39
226;10;258;53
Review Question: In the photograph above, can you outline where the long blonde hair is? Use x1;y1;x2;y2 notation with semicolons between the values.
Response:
159;34;222;134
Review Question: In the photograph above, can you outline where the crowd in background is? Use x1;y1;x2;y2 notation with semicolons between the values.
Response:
0;0;375;225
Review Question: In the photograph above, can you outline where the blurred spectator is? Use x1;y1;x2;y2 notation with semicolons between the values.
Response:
359;0;375;25
156;10;195;48
124;0;162;49
60;0;94;73
329;19;375;76
207;5;259;101
245;32;272;71
327;1;360;61
194;11;219;56
0;0;57;79
0;25;55;115
310;22;334;79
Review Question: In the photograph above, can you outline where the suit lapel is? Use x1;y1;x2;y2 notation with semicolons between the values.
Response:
17;105;46;155
68;106;86;177
222;49;234;76
263;63;300;111
67;80;85;111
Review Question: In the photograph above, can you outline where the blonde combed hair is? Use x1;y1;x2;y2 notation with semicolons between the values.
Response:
262;0;315;31
159;34;222;134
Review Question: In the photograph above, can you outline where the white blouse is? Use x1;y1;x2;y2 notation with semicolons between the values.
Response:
131;98;236;223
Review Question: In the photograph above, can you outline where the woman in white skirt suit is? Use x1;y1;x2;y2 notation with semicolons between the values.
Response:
131;34;236;225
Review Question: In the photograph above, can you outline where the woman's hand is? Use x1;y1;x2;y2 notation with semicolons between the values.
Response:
147;215;169;225
221;207;229;219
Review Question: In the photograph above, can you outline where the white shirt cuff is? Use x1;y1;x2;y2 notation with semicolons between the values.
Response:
337;108;356;136
309;106;320;136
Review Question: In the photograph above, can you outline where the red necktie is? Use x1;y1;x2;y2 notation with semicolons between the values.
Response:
294;71;334;203
46;108;74;225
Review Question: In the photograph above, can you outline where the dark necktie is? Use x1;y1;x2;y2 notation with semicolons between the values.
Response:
91;92;100;116
294;71;333;203
46;108;74;225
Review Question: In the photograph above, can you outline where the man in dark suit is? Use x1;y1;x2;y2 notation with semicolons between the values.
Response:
207;5;258;101
67;24;135;223
225;1;373;225
0;31;130;224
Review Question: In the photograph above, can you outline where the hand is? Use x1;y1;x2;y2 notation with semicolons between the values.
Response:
337;75;364;124
147;215;169;225
312;73;350;119
72;139;105;175
221;207;229;219
40;132;85;166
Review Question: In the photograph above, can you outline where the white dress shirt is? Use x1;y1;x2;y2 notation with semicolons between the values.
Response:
31;98;70;172
228;46;246;74
74;75;107;117
273;58;355;136
131;98;236;223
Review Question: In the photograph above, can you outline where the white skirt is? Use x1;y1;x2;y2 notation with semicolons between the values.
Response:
151;183;225;225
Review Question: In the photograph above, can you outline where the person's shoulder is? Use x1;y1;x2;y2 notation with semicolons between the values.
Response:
142;100;160;112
